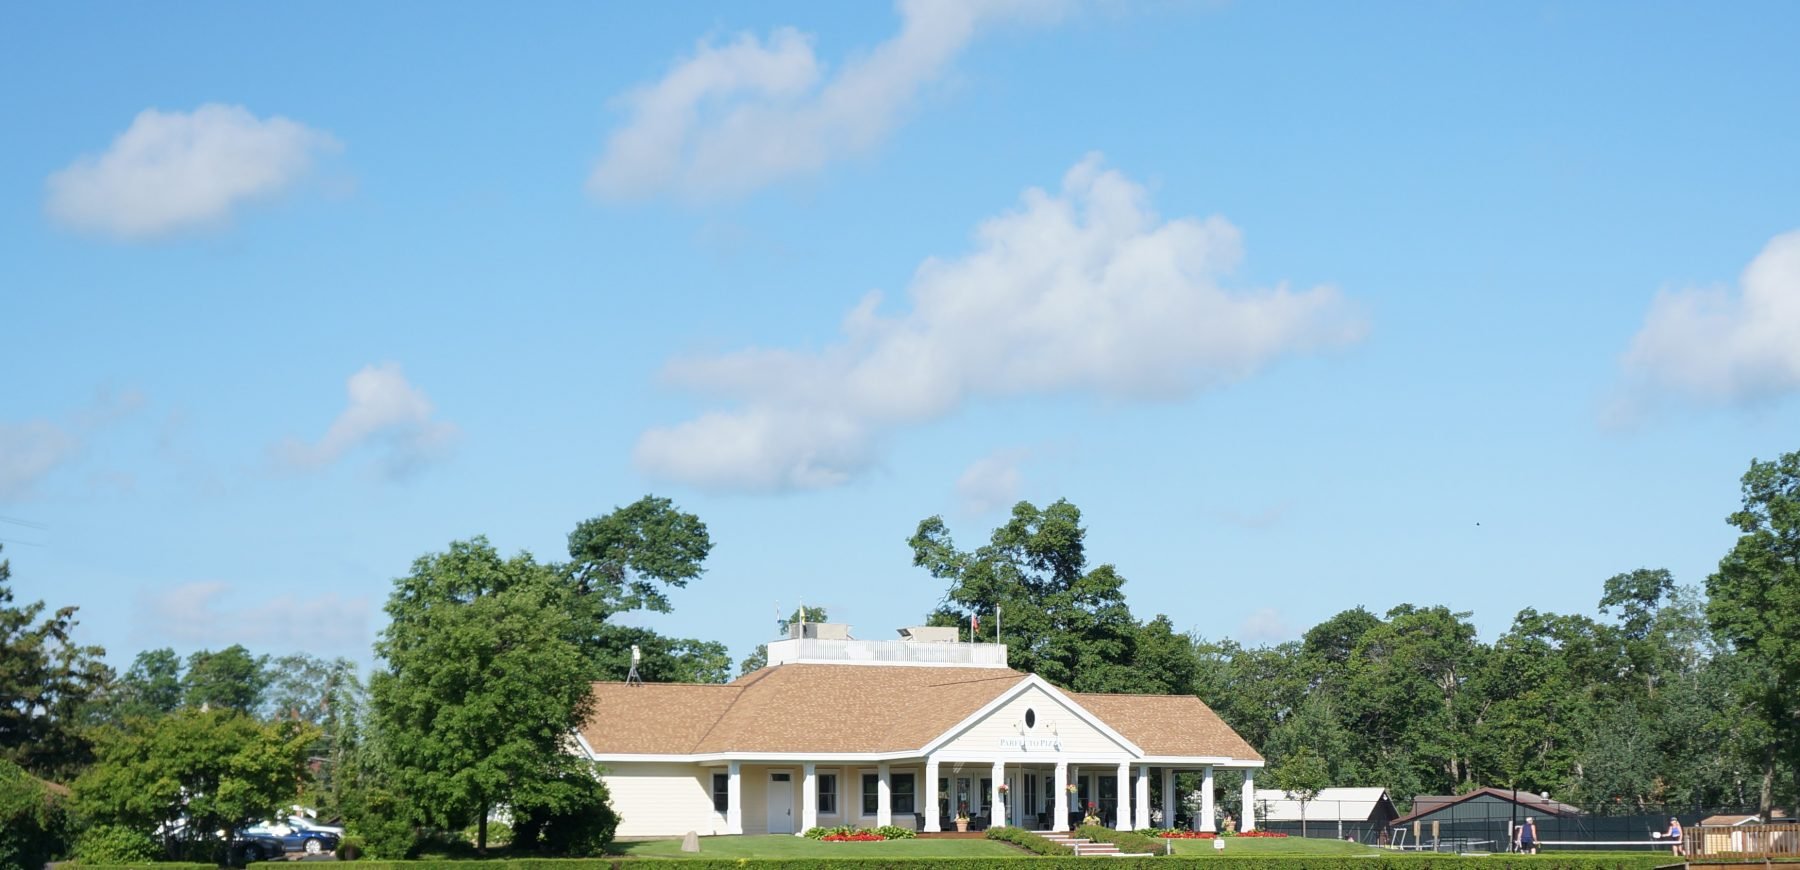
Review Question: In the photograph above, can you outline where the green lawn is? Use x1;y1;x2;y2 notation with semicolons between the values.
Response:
614;834;1026;859
1167;836;1383;857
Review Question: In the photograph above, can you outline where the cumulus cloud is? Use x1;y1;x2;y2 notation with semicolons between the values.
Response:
134;581;371;652
589;0;1067;200
1617;229;1800;410
46;103;339;239
0;421;81;501
635;155;1366;491
276;363;457;478
957;449;1027;514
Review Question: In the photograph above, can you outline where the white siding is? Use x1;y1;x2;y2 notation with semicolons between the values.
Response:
938;686;1132;757
601;762;729;838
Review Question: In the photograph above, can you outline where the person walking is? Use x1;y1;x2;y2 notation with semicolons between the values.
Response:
1519;817;1539;854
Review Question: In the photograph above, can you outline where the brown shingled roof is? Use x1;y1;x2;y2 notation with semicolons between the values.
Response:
581;663;1263;761
1071;692;1263;762
582;665;1027;754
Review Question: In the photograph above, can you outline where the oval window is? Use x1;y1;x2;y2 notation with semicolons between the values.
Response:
1024;708;1037;729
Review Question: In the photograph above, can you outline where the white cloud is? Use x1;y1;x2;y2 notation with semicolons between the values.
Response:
276;363;457;478
134;581;371;652
0;421;80;501
1618;229;1800;409
0;390;148;501
589;0;1067;200
636;155;1366;491
1237;607;1296;645
957;449;1027;514
46;103;339;239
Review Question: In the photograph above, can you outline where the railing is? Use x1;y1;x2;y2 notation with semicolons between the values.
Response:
1688;823;1800;858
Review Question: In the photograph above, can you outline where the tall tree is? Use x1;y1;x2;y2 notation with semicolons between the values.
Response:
910;499;1148;692
0;545;111;780
564;496;727;682
182;645;270;714
1707;451;1800;817
371;537;607;852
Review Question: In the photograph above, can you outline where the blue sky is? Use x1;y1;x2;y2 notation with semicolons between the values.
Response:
4;1;1799;672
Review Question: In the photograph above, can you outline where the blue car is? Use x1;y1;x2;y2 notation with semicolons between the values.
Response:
239;821;340;856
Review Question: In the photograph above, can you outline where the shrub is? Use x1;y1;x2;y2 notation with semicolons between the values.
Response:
346;789;420;860
1078;822;1163;854
874;825;917;839
0;760;71;869
335;834;366;860
71;824;160;864
987;824;1074;855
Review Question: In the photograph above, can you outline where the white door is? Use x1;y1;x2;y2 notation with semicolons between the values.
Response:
767;770;795;834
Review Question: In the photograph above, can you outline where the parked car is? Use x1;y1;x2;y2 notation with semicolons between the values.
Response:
286;815;345;837
240;821;340;855
234;831;287;863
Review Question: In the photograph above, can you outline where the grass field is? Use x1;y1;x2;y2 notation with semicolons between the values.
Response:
613;834;1026;858
1166;836;1383;857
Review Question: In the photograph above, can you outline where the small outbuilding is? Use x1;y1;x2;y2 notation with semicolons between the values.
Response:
1252;787;1398;840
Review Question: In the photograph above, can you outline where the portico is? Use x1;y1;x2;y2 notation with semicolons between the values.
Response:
575;626;1264;838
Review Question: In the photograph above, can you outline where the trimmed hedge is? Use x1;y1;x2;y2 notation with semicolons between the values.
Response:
987;825;1074;855
71;856;1677;870
1077;823;1163;855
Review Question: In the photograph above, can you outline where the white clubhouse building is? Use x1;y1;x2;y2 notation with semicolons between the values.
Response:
574;624;1265;838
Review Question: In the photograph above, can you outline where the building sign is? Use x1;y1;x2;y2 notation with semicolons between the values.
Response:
999;736;1061;751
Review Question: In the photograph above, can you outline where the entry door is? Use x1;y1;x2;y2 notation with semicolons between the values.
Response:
767;770;795;834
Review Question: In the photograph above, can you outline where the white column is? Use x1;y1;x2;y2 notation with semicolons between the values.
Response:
1134;765;1151;830
1052;762;1070;832
726;761;744;835
1115;761;1132;830
1161;768;1176;831
1241;769;1256;832
925;758;941;832
1201;765;1216;832
991;760;1005;827
877;762;892;827
801;763;819;835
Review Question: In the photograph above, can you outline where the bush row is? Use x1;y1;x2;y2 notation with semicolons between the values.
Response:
76;854;1674;870
1076;823;1164;855
986;825;1073;855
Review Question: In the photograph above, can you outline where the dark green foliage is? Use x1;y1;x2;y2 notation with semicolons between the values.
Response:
370;537;602;853
0;758;71;868
0;545;111;781
345;787;420;859
1076;823;1163;854
910;500;1193;694
72;824;161;864
72;707;316;862
564;497;732;684
511;767;620;857
987;824;1073;854
1708;450;1800;815
71;859;1680;870
181;644;271;713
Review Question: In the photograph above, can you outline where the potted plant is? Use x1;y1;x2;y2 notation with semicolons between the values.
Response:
955;802;971;833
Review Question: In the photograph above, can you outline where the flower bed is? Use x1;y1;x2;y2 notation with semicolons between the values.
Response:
1140;828;1288;839
802;824;916;841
